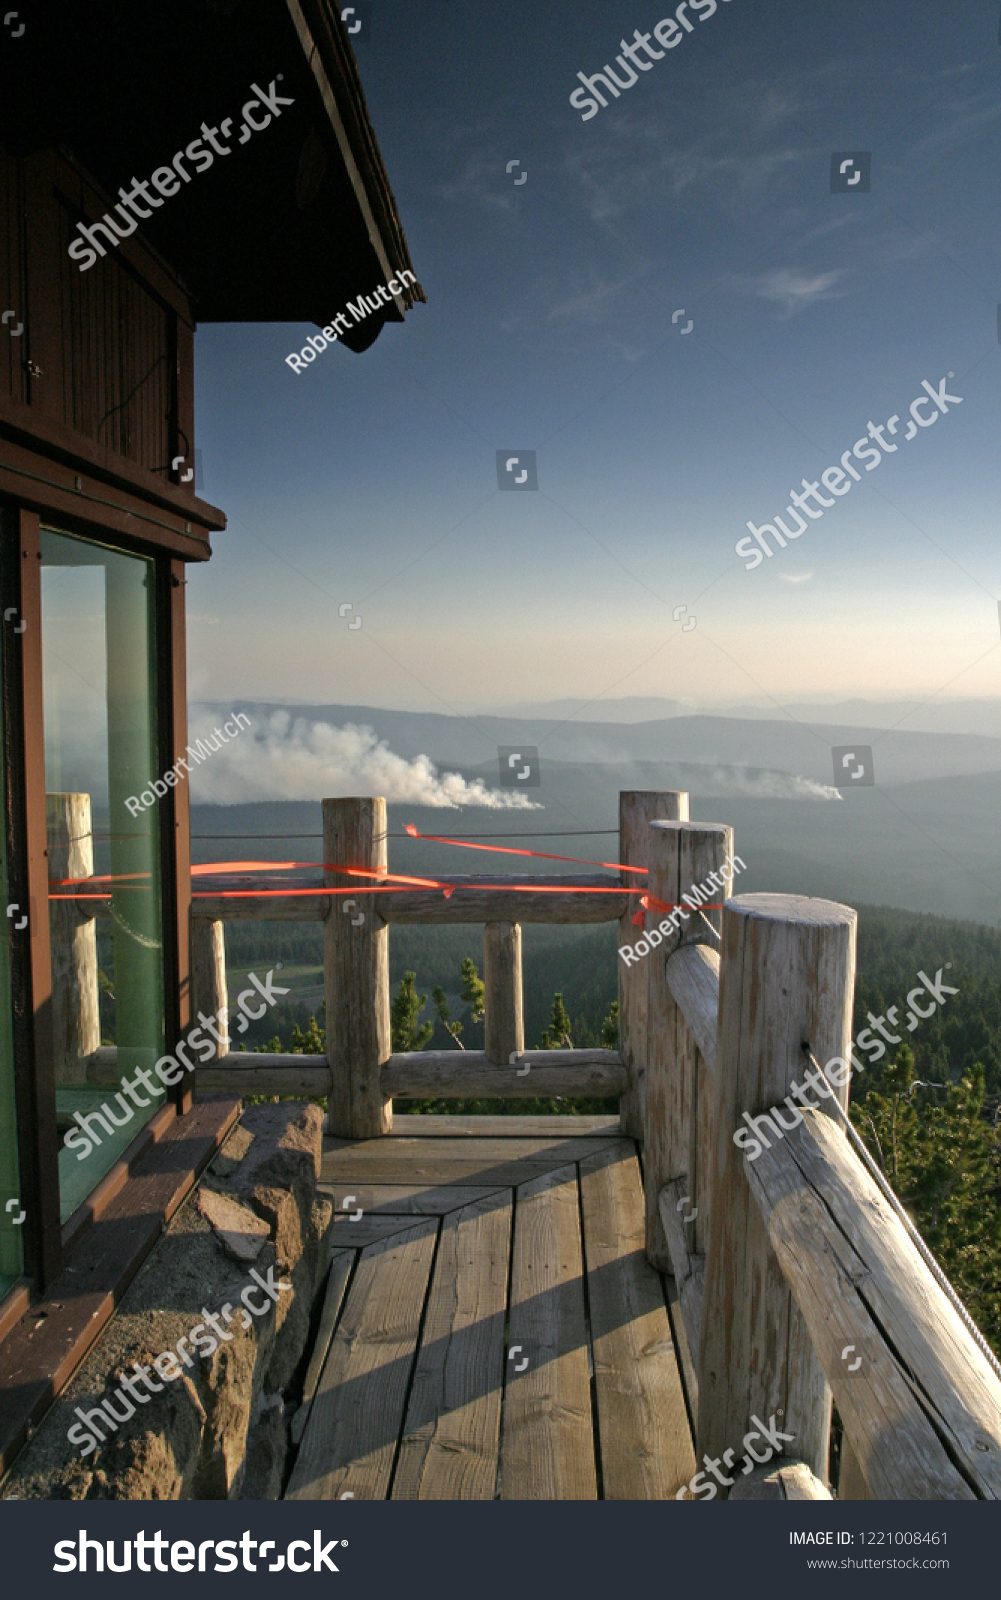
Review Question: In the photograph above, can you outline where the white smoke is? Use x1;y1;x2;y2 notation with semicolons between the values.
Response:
669;764;842;801
187;712;542;810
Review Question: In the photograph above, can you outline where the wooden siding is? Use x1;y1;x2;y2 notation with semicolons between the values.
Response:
56;194;174;476
0;148;27;408
1;147;186;485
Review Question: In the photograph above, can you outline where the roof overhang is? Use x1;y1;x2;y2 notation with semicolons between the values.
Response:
0;0;424;348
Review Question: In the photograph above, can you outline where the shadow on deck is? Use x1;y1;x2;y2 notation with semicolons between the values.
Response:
284;1116;697;1500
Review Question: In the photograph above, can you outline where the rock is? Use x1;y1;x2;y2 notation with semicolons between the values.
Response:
265;1197;333;1394
239;1392;287;1500
2;1102;328;1502
196;1188;270;1262
207;1124;254;1178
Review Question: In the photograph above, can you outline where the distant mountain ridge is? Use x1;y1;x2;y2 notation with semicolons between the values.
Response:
481;696;1001;739
192;700;1001;789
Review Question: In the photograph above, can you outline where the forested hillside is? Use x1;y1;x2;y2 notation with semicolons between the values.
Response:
222;902;998;1077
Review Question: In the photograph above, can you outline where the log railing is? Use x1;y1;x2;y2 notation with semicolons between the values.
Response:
183;794;648;1125
53;787;1001;1498
56;792;659;1114
638;830;1001;1501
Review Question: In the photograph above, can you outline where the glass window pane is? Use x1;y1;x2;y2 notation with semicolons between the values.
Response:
41;528;166;1222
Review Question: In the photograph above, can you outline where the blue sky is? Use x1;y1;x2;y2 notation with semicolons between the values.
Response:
190;0;1001;718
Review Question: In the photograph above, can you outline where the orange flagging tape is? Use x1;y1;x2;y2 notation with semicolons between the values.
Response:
402;824;648;874
51;860;446;891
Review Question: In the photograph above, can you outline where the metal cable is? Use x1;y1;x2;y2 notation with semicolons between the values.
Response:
804;1046;1001;1385
189;829;621;841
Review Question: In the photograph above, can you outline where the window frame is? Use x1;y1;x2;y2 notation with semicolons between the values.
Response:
1;504;187;1295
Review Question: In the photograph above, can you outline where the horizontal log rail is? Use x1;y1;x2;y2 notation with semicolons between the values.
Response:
382;1048;625;1099
377;874;631;924
743;1107;1001;1500
57;872;634;923
181;872;631;924
195;1048;626;1102
198;1052;332;1098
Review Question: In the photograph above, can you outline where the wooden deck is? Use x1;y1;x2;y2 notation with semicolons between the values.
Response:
285;1116;697;1500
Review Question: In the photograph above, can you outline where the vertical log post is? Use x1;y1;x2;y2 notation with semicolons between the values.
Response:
46;792;100;1082
484;922;524;1064
189;917;229;1061
324;796;392;1138
643;820;732;1270
618;791;689;1139
697;893;856;1486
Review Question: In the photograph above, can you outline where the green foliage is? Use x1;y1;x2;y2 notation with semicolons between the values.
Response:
853;907;1000;1095
290;1014;325;1054
852;1043;1001;1354
391;971;434;1053
601;999;619;1049
430;956;485;1050
540;992;574;1050
460;956;485;1023
432;984;463;1049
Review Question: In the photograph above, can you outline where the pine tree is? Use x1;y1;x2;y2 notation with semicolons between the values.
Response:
601;999;619;1049
852;1043;1001;1352
460;957;485;1023
391;971;433;1052
290;1014;325;1054
432;985;463;1048
540;992;573;1050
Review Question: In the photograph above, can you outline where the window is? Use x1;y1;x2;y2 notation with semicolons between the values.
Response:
41;528;166;1222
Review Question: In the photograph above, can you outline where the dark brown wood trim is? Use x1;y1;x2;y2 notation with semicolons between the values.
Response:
0;1282;30;1350
0;397;224;538
168;557;194;1114
59;1102;177;1256
2;505;38;1288
0;431;219;561
175;320;196;499
0;1095;241;1477
17;508;61;1287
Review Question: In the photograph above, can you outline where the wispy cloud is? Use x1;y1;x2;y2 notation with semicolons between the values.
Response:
750;267;849;314
779;572;813;584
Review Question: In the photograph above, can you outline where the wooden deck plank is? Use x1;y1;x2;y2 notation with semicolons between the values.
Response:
285;1219;439;1501
291;1250;354;1447
393;1193;513;1500
390;1115;621;1139
579;1146;696;1499
321;1137;629;1191
330;1214;440;1248
500;1164;597;1500
316;1183;506;1216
